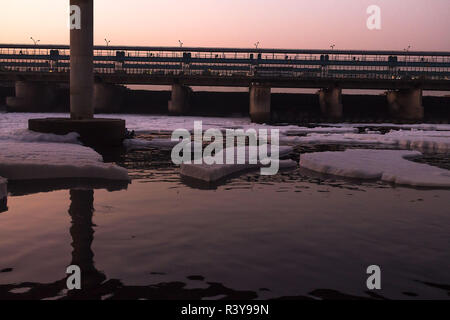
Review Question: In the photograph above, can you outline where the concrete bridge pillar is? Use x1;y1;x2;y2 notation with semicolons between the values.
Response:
27;0;126;147
249;84;271;123
318;87;343;120
6;81;58;111
70;0;94;119
387;88;424;121
93;83;126;113
168;84;192;115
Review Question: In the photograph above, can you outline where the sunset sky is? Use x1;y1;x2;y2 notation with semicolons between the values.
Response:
1;0;449;50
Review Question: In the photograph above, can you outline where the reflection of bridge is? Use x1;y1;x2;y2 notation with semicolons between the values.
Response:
1;183;446;300
2;44;450;121
0;183;259;300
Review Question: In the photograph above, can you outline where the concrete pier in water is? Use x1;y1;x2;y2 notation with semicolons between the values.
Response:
387;88;424;121
6;81;58;112
168;84;192;115
249;84;271;123
70;0;94;119
28;0;126;147
318;87;343;120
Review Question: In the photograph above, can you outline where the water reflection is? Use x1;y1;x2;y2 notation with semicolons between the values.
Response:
7;178;128;197
0;196;6;214
67;189;105;297
0;185;396;300
1;161;449;299
0;186;259;300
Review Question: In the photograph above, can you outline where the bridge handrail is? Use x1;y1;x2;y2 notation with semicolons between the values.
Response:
1;44;450;57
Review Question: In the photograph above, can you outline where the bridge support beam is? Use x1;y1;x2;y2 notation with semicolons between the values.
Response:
6;81;58;112
318;87;343;120
249;84;271;123
93;83;126;113
168;84;192;115
70;0;94;119
387;88;424;121
28;0;126;147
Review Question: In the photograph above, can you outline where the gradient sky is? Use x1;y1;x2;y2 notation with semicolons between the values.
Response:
1;0;449;50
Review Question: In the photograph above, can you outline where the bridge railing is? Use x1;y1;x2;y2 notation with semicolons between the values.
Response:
0;45;449;81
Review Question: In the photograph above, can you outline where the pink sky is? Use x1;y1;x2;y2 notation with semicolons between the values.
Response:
1;0;449;51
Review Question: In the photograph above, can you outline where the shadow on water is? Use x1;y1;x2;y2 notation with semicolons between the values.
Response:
2;137;448;299
6;178;129;197
414;281;450;297
0;187;255;300
0;197;7;214
0;184;396;301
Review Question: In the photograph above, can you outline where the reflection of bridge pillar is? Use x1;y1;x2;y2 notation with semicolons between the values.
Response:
318;87;343;120
168;84;192;115
0;197;6;213
70;0;94;119
0;178;7;213
68;189;105;295
6;81;57;112
249;84;271;123
93;83;126;113
387;88;424;121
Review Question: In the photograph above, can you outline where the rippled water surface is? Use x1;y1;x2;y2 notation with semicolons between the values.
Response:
1;141;449;300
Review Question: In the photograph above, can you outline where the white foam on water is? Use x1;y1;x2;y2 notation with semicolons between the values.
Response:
300;149;450;187
284;127;358;135
318;122;450;131
281;130;450;153
0;128;80;144
0;141;129;181
180;145;294;182
1;113;449;184
0;113;360;136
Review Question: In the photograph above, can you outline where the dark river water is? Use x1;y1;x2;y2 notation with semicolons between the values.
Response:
1;143;449;300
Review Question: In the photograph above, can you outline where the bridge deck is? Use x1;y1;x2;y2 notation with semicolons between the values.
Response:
0;44;449;90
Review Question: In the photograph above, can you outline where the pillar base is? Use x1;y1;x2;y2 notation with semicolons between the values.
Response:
319;87;343;120
387;88;424;121
250;84;271;123
28;118;126;147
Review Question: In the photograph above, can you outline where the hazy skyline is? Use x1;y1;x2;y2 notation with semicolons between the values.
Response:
1;0;450;50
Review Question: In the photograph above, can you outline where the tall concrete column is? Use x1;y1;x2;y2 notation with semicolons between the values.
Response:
387;88;424;121
249;84;271;123
28;0;126;147
318;87;343;120
168;84;192;115
70;0;94;119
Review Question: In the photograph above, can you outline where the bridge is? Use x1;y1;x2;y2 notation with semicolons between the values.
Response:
1;43;450;122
